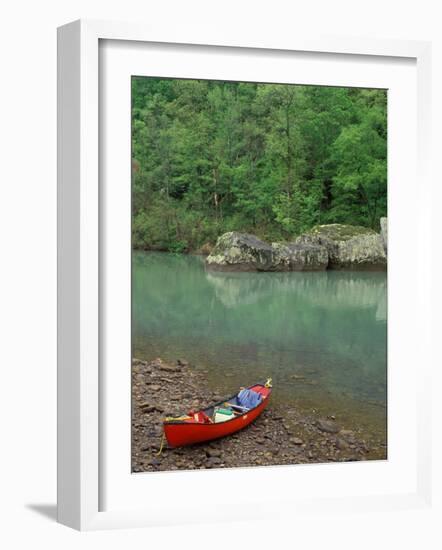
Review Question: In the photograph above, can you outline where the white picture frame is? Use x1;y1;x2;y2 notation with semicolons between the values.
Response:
57;19;433;531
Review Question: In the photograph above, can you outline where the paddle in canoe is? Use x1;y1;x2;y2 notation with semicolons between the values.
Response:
162;379;272;448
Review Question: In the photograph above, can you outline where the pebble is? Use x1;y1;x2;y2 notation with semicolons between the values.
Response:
140;403;165;413
159;363;179;373
336;438;349;450
316;419;341;434
206;456;222;468
206;448;222;458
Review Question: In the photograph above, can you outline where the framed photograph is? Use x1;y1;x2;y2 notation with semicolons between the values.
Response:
57;19;432;530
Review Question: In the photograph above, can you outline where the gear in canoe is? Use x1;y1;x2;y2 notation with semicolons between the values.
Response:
160;378;272;449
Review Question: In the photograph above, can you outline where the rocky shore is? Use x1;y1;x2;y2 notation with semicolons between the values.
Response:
132;358;386;472
205;221;387;272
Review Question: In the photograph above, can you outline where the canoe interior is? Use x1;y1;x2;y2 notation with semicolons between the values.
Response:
162;382;272;447
203;384;270;422
162;383;272;447
164;383;271;425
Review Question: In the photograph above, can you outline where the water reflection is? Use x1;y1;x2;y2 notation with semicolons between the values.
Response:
133;252;387;408
206;270;386;320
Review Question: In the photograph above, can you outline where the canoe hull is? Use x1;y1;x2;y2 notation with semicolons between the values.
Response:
163;385;271;447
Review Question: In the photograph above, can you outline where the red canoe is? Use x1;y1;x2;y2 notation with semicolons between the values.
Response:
163;381;272;448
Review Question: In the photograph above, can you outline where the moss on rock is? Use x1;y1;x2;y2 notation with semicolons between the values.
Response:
306;223;377;241
297;223;386;270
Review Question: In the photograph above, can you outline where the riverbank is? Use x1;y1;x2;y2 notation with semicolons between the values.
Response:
133;221;388;272
132;357;386;472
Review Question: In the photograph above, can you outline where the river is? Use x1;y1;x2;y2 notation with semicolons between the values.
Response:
133;251;387;448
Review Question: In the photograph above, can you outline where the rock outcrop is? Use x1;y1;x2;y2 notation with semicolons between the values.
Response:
205;232;328;272
296;224;387;270
205;232;276;271
271;242;328;271
206;223;387;272
380;217;388;252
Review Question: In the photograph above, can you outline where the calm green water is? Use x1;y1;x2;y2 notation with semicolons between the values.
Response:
133;252;387;436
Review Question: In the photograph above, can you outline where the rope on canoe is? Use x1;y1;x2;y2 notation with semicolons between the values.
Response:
156;432;166;456
155;414;192;456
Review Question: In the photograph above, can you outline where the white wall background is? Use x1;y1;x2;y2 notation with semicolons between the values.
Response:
0;1;440;548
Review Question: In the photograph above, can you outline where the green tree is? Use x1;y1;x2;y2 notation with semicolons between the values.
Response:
327;90;387;227
131;77;387;251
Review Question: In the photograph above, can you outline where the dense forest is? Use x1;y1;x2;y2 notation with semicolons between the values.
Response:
132;77;387;253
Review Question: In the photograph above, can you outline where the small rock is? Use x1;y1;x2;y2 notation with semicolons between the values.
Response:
140;403;165;413
150;457;161;467
150;385;161;392
159;363;178;373
206;456;222;468
206;448;222;458
336;438;349;450
316;419;340;434
290;437;303;445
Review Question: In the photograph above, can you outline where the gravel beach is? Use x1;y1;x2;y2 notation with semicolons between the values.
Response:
132;357;386;472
